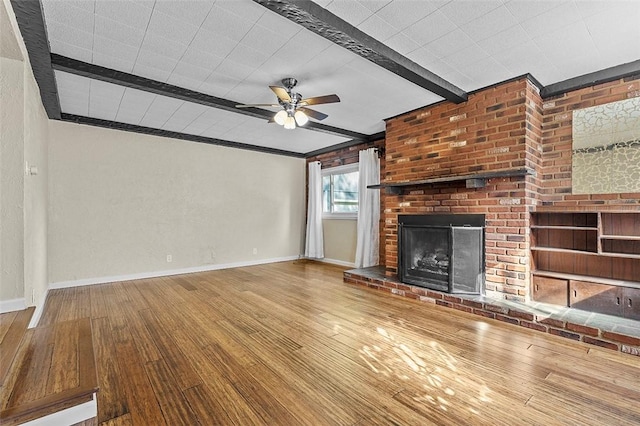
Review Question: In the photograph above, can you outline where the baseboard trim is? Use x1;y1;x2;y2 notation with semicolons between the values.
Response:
28;288;49;329
0;298;26;314
22;393;97;426
319;258;356;268
49;256;301;289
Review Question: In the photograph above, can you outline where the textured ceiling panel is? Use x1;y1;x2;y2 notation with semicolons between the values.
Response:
43;0;446;135
94;0;153;30
153;1;214;27
36;0;640;155
325;0;372;26
55;70;90;116
54;71;349;153
323;0;640;89
440;0;502;26
94;14;145;48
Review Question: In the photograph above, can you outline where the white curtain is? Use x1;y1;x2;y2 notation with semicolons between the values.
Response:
355;148;380;268
305;161;324;259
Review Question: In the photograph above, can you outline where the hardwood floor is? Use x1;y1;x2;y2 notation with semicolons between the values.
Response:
39;260;640;425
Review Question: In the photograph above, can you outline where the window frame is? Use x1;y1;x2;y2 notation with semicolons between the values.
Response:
321;163;359;220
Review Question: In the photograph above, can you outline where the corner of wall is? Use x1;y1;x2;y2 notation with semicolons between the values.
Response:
0;0;50;313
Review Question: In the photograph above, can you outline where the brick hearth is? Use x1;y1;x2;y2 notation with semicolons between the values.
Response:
344;266;640;356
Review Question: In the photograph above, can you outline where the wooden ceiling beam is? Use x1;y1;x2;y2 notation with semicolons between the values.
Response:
253;0;468;104
10;0;61;118
51;54;370;141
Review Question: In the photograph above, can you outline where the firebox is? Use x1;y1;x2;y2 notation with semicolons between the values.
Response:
398;214;485;294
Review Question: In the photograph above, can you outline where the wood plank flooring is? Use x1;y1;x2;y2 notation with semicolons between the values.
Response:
39;260;640;425
0;316;98;425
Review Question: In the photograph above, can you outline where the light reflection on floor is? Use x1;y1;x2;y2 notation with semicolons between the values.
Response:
359;326;493;417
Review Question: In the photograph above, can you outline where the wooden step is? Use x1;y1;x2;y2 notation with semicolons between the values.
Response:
0;317;99;425
0;307;35;387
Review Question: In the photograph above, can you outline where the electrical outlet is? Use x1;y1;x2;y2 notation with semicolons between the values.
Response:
166;254;172;263
252;248;258;255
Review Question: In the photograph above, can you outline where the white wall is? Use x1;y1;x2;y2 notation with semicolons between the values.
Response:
0;57;25;302
1;0;306;307
48;121;306;284
322;219;357;265
0;0;49;311
23;59;50;309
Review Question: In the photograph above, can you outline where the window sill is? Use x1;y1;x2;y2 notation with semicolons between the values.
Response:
323;214;357;221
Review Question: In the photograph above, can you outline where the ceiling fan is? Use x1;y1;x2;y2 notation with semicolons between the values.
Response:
236;77;340;129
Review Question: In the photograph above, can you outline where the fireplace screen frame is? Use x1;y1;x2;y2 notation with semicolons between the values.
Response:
398;215;485;294
399;225;452;292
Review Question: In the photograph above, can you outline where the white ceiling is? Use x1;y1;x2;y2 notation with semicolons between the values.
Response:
39;0;640;155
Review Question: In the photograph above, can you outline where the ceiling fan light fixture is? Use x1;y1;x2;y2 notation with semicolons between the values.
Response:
294;110;309;126
274;110;287;125
238;77;340;129
284;115;296;130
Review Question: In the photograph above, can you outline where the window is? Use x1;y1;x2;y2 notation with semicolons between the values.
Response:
322;164;359;219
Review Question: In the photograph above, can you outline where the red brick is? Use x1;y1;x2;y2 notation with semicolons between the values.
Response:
566;323;599;337
410;286;427;296
462;299;484;309
473;309;496;319
495;314;519;325
602;332;640;347
444;295;463;304
508;309;534;321
484;304;509;315
583;336;619;351
453;304;474;313
537;317;565;328
548;328;581;341
425;290;444;300
520;321;548;332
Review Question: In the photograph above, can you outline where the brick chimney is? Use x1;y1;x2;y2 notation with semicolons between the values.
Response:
382;77;543;302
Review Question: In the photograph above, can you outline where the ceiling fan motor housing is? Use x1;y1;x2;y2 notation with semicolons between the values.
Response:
282;77;298;90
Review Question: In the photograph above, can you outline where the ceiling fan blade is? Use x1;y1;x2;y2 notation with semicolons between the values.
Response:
236;104;280;108
300;94;340;106
269;86;291;102
299;107;328;121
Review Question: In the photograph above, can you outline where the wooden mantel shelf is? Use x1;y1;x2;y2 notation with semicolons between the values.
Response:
368;167;536;194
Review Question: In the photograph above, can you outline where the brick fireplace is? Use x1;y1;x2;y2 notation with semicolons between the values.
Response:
382;76;543;302
339;75;640;355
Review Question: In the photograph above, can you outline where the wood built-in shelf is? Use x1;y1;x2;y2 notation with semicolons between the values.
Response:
531;246;640;259
531;247;598;255
531;225;598;231
532;270;640;290
368;167;535;194
530;211;640;320
601;235;640;241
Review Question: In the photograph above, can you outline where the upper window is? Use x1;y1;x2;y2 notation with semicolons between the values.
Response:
322;164;359;219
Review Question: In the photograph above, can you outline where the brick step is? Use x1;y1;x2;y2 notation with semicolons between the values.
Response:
0;317;99;425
